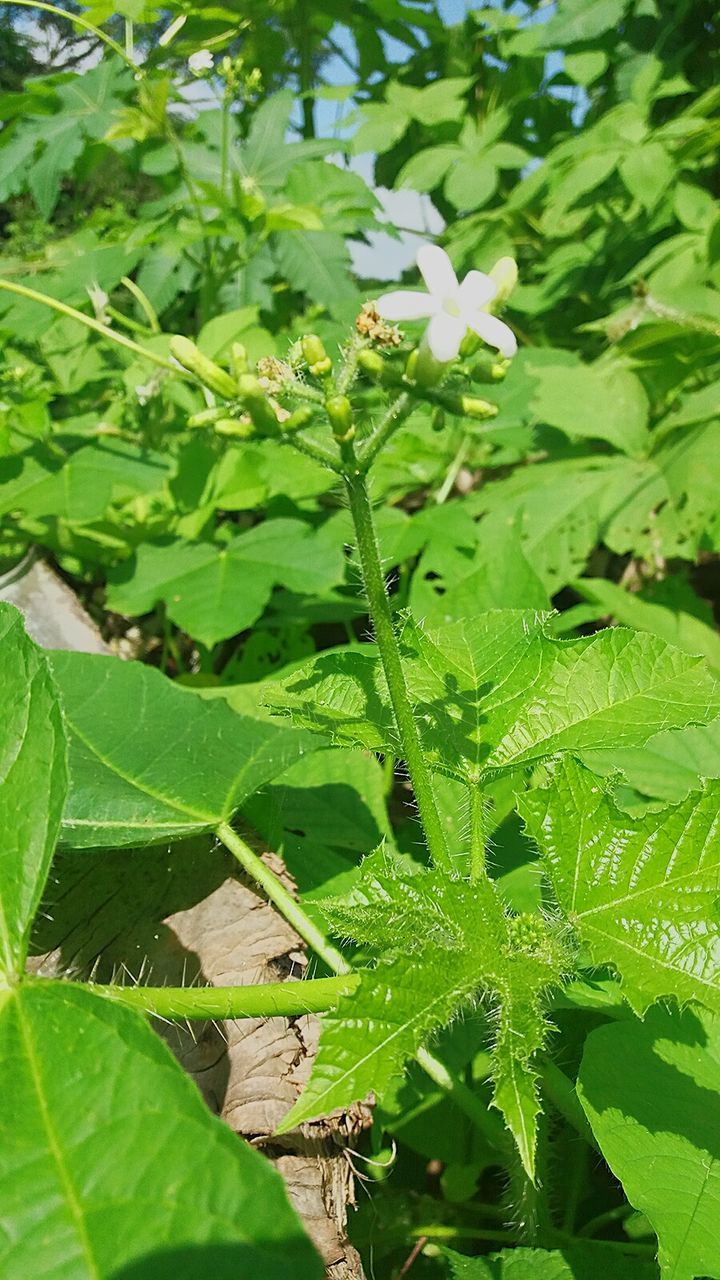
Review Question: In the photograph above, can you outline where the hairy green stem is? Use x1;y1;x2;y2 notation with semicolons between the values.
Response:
540;1059;598;1151
217;825;504;1154
285;432;343;473
0;279;179;371
217;821;350;973
468;782;486;879
357;391;414;471
416;1046;509;1151
88;974;357;1020
343;467;452;871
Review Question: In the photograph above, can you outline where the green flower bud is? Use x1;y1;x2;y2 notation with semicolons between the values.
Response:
230;342;248;378
410;338;445;388
170;336;238;398
459;330;481;358
236;373;279;435
488;256;518;306
281;405;314;433
459;395;498;420
187;405;230;427
325;394;354;440
301;334;330;375
431;408;446;432
214;417;255;438
357;349;386;381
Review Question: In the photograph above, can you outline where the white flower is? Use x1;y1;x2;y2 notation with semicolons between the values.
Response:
376;244;517;363
188;49;214;75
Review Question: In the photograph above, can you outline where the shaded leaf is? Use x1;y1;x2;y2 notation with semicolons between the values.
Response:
0;604;66;981
579;1005;720;1280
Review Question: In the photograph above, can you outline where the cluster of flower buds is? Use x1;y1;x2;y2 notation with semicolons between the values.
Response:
171;336;295;440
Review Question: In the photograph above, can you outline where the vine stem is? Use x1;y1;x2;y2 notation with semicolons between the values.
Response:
87;974;357;1019
343;466;452;872
217;822;349;974
0;0;140;72
0;279;179;372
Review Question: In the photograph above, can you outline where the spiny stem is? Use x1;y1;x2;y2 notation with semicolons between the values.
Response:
343;465;452;872
86;974;357;1020
216;821;349;973
218;826;505;1154
416;1046;509;1151
468;782;486;880
357;391;414;471
0;279;179;372
285;432;343;473
540;1059;598;1151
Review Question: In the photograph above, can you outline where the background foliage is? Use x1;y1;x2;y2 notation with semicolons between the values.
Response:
1;0;720;1276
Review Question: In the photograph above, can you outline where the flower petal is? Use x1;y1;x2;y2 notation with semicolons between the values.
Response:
417;244;458;301
466;310;517;358
375;290;437;321
458;270;497;312
425;313;466;363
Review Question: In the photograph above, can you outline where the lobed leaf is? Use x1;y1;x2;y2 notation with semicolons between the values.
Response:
520;758;720;1014
279;852;565;1177
266;610;720;785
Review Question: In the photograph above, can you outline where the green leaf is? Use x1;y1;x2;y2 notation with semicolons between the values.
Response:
0;604;66;981
5;61;130;217
243;746;396;900
266;611;720;785
445;157;498;211
106;519;345;647
619;142;675;212
520;757;720;1014
50;651;317;848
529;355;650;456
579;1005;720;1280
564;50;609;85
589;716;720;804
273;230;361;321
396;145;460;191
0;982;321;1278
409;514;550;623
278;851;564;1176
439;1243;655;1277
0;440;172;526
572;577;720;677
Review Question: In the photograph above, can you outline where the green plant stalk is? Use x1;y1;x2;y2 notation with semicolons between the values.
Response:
0;279;179;372
217;821;350;973
416;1046;509;1151
342;466;452;872
89;973;357;1019
217;826;503;1152
285;431;343;473
357;391;414;471
468;782;486;879
1;0;140;72
540;1059;598;1152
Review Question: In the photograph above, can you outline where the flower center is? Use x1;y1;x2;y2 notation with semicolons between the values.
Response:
443;296;461;318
